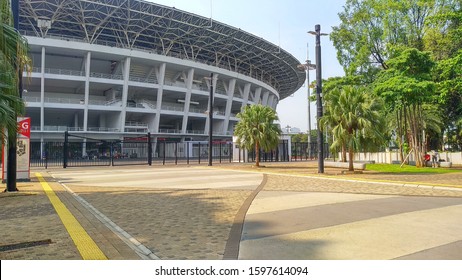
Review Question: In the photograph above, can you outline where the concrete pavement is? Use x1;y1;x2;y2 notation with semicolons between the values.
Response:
1;162;462;260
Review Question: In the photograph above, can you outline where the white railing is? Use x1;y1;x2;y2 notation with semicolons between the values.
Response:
90;72;123;80
124;127;148;133
125;121;148;127
45;97;83;104
34;126;119;132
161;104;184;112
31;67;84;76
129;76;158;84
158;129;182;134
87;127;120;132
186;130;206;135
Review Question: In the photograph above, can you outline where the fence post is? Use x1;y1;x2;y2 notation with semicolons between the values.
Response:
63;131;68;168
219;142;222;163
148;133;152;166
187;142;190;165
110;141;114;166
198;143;201;164
44;142;48;169
175;142;178;165
162;141;166;165
229;143;232;163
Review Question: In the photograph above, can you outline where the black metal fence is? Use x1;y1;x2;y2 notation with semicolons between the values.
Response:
29;132;329;168
30;132;234;168
245;141;331;163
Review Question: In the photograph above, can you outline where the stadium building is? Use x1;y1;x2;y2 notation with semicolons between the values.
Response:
19;0;305;145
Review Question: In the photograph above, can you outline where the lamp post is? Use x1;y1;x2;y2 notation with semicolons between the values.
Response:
308;24;328;174
297;54;316;159
208;73;214;166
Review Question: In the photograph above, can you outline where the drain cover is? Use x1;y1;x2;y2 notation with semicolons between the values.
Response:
0;239;53;252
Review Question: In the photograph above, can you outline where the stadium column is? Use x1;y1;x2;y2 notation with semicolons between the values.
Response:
223;79;236;135
153;63;166;133
267;95;275;109
254;88;262;104
204;74;218;136
120;57;131;133
241;83;251;108
181;68;194;134
262;91;270;107
83;52;91;132
40;46;45;135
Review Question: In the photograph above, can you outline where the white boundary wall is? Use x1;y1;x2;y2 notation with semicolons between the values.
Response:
351;151;462;165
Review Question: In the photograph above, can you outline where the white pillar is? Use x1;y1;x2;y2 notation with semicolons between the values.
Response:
153;63;166;133
254;87;262;104
120;57;131;133
204;74;218;134
181;68;195;133
262;91;269;106
241;83;251;108
223;79;236;134
83;51;91;132
40;47;45;131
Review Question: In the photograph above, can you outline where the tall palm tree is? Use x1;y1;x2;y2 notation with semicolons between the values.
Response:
234;104;281;167
1;0;29;191
321;86;385;171
0;59;24;144
1;0;28;136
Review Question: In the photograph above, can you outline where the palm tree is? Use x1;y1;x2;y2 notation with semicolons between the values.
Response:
321;86;385;171
1;0;28;136
1;0;29;191
0;60;24;144
234;104;281;167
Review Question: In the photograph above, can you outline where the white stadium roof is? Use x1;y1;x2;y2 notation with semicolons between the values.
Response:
19;0;305;99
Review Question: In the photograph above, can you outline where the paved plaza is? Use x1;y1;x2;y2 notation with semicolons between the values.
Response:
1;162;462;260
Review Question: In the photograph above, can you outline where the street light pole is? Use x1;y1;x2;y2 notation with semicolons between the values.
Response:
208;73;214;166
309;24;327;174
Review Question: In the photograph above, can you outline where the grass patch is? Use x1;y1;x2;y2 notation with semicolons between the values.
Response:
366;163;461;174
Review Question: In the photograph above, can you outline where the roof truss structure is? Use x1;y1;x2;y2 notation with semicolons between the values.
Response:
19;0;305;99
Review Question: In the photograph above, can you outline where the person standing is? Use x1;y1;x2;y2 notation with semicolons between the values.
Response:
431;150;439;168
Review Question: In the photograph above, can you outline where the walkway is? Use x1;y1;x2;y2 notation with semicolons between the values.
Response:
0;162;461;260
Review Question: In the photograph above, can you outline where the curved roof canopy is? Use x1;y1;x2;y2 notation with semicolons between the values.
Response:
19;0;305;99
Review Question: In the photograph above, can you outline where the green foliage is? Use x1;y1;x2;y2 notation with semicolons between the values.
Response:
434;50;462;149
0;0;28;144
320;85;385;171
234;104;281;167
331;0;440;76
291;133;307;143
331;0;462;154
374;47;438;166
366;163;461;174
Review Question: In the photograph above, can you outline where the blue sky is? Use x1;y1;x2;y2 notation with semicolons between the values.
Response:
148;0;346;132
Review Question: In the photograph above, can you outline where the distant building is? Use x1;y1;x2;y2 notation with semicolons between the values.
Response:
281;126;302;135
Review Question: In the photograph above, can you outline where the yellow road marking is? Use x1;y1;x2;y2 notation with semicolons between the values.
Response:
36;173;107;260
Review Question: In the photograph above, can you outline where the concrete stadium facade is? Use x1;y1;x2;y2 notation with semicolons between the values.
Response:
19;0;305;142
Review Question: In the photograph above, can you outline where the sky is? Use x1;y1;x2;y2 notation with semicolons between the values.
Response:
148;0;347;132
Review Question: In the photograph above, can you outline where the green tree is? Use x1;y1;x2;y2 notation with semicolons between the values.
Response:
375;48;436;166
320;85;384;171
234;104;281;167
424;0;462;60
331;0;440;76
434;50;462;150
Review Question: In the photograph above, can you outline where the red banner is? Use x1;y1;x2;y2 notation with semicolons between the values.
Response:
17;117;31;138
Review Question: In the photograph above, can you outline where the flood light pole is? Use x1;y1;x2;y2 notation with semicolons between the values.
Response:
308;24;328;174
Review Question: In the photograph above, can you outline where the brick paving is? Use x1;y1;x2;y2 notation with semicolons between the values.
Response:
1;161;461;260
